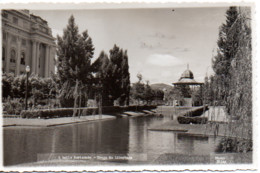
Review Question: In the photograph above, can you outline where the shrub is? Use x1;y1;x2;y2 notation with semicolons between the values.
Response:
3;98;24;115
177;116;208;124
215;137;253;153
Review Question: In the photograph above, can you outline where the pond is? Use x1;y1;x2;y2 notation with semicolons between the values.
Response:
3;115;220;166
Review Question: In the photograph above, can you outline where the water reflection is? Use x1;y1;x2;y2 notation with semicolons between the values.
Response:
4;116;218;166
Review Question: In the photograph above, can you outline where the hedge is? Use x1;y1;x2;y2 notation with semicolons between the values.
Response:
183;105;209;117
177;116;208;124
20;105;157;119
215;137;253;153
20;107;97;119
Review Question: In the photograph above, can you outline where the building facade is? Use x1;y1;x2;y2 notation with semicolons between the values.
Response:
2;10;56;77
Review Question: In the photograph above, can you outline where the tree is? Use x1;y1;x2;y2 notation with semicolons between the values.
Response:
164;86;184;106
143;81;153;105
106;45;130;106
56;15;94;114
92;51;113;106
212;7;240;104
210;7;252;151
2;73;14;99
226;7;252;121
118;50;130;106
130;73;145;105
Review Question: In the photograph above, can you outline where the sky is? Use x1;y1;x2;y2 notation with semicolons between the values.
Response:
31;7;228;85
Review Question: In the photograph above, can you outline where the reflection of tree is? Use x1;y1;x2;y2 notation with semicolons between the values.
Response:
176;134;195;154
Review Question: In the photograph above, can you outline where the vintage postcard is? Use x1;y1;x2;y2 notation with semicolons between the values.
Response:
0;0;258;172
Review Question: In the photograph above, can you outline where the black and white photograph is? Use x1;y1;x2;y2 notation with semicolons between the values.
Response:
0;1;257;172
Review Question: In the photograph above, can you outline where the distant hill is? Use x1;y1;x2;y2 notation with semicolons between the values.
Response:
150;83;173;91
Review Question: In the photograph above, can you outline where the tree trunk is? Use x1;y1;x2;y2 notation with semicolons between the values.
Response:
73;79;79;118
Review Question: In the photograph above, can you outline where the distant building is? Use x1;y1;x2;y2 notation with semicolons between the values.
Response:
2;10;56;77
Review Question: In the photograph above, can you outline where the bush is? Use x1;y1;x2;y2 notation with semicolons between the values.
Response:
3;98;24;115
215;137;253;153
177;116;208;124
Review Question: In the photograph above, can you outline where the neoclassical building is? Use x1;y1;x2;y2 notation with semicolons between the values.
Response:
2;10;56;77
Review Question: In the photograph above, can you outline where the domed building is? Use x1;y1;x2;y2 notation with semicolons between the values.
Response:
172;65;203;107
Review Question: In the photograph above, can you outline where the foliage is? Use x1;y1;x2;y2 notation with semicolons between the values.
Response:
2;73;57;108
21;107;97;119
91;46;130;106
164;86;184;105
215;137;252;153
131;74;146;104
3;98;24;115
56;15;94;111
106;45;130;106
130;74;164;105
143;81;154;104
191;88;203;106
91;51;112;106
177;116;208;124
204;7;252;153
210;7;252;124
211;7;243;105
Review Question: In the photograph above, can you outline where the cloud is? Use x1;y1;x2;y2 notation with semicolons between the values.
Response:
173;47;190;52
140;41;161;49
161;70;172;77
51;28;63;38
148;32;176;40
146;54;184;67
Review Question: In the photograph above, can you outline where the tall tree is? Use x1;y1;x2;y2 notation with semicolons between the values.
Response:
131;73;145;105
119;50;130;106
92;51;113;106
106;45;130;106
212;7;240;103
56;15;94;112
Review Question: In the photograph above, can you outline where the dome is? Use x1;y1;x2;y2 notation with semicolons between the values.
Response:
180;69;194;79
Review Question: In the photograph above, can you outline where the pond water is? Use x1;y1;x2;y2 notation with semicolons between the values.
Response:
3;115;220;166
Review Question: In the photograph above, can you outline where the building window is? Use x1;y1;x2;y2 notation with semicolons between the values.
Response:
3;32;6;40
23;21;29;29
11;35;17;43
22;39;26;46
2;12;8;18
2;47;5;61
20;52;25;65
13;17;18;25
39;57;40;68
10;69;15;74
10;49;16;63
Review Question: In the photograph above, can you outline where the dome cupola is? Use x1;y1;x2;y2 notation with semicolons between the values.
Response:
180;64;194;80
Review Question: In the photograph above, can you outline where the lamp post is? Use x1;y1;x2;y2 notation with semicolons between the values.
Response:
93;72;102;119
25;65;30;110
98;80;102;119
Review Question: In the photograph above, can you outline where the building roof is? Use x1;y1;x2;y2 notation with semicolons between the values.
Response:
173;64;203;85
173;78;203;85
180;69;194;79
